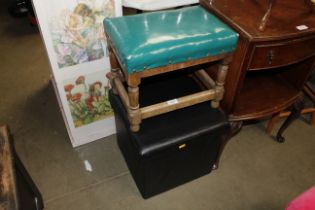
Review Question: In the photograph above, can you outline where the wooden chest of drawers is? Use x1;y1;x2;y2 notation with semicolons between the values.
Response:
201;0;315;121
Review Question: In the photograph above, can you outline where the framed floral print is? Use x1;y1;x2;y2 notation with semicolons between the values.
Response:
32;0;122;146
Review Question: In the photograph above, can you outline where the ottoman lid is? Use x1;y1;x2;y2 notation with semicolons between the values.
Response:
109;72;230;157
104;6;238;74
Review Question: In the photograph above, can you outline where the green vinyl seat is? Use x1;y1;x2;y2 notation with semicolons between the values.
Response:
103;6;238;74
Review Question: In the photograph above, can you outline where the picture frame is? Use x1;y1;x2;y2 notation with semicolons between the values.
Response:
32;0;122;146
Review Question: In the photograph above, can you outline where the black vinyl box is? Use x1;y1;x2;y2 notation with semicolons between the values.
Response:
109;72;230;198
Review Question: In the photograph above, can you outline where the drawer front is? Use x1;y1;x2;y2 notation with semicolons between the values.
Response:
248;37;315;70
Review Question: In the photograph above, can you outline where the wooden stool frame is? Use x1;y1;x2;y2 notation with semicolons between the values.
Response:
106;35;233;132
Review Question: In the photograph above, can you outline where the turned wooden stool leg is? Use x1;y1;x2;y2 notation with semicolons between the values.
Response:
111;68;121;95
211;58;230;108
276;95;304;143
128;81;141;132
108;45;121;95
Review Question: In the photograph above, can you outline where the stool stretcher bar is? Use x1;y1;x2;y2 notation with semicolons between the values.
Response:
194;69;216;89
140;89;216;119
108;70;217;119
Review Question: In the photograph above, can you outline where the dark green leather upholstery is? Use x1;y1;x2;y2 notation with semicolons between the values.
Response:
104;6;238;74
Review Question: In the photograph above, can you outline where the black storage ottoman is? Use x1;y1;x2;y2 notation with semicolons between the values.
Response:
109;72;230;199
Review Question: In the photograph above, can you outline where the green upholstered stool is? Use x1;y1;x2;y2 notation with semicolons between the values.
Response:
104;6;238;132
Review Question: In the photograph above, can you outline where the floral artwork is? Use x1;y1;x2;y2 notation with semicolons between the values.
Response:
33;0;121;146
63;72;113;127
49;0;115;68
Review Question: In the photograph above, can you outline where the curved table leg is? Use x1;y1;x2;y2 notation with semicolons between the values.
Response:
276;96;304;143
213;120;243;170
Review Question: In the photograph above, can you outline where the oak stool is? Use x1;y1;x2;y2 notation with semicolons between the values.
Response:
104;6;238;132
